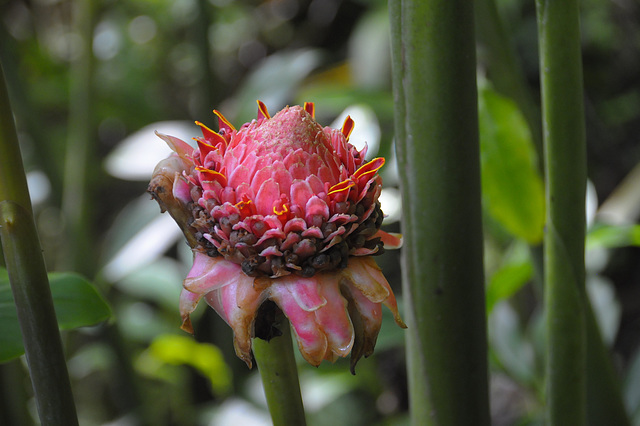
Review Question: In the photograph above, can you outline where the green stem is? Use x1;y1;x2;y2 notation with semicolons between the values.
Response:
536;0;588;423
479;1;628;422
61;0;95;275
389;1;490;425
0;66;31;213
0;62;78;424
252;315;306;426
584;302;629;425
475;0;543;159
0;202;79;426
475;0;547;302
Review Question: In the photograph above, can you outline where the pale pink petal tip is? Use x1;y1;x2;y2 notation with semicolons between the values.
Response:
376;230;403;249
155;131;192;159
203;274;267;368
179;288;202;334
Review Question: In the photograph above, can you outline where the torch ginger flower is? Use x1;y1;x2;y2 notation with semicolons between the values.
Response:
149;101;406;372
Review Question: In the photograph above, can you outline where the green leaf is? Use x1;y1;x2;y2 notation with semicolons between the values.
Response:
0;268;111;362
140;334;232;396
0;269;23;361
486;260;533;313
478;84;545;244
47;273;111;330
586;223;640;250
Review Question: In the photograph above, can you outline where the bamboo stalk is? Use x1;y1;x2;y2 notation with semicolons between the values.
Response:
475;0;543;157
0;64;79;426
479;1;629;422
536;0;587;423
389;1;491;424
61;0;95;275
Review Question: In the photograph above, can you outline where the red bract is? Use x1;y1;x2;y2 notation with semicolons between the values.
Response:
149;101;405;371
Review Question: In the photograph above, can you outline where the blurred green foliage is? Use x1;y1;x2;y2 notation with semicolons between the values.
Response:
0;267;111;362
1;0;640;425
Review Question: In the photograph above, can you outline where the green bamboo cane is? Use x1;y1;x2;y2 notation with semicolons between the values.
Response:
61;0;95;276
536;0;587;423
475;0;543;160
389;1;491;424
252;310;307;426
0;63;79;426
480;1;629;422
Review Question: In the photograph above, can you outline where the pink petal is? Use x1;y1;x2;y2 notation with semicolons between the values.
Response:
172;174;192;204
228;164;252;188
352;247;380;256
254;178;280;216
375;230;403;249
306;175;325;195
183;253;242;294
289;162;308;180
250;165;274;194
301;226;324;239
290;180;314;213
255;228;287;245
204;274;267;367
269;283;328;366
272;162;293;197
361;257;406;328
259;246;283;257
179;288;202;333
305;196;329;226
341;257;389;303
277;275;327;311
283;218;307;233
156;131;193;159
314;276;354;358
344;283;382;348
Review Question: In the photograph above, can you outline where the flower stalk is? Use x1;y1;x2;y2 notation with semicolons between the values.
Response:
252;308;307;426
389;1;491;424
0;63;79;426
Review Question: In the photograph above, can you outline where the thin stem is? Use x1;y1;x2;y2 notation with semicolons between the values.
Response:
536;0;588;423
0;202;79;426
0;62;78;425
389;1;491;425
0;65;31;213
475;0;543;158
252;314;307;426
61;0;95;275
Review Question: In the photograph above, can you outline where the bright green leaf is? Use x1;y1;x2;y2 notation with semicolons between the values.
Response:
0;268;111;362
478;84;545;244
586;223;640;250
146;334;232;396
486;261;533;313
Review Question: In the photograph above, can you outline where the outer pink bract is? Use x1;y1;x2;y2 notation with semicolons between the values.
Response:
149;101;405;370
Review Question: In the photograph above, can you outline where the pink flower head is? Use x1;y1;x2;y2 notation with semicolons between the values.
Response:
149;101;405;371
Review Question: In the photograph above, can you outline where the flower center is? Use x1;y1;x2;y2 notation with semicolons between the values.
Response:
180;104;386;278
